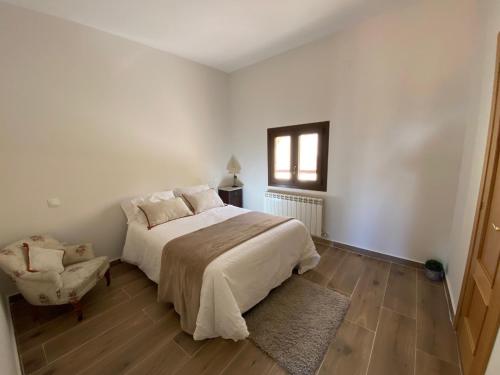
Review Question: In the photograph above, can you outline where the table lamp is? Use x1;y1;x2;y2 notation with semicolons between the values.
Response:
226;156;241;187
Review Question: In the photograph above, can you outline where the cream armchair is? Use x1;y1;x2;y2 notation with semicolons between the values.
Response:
0;234;110;321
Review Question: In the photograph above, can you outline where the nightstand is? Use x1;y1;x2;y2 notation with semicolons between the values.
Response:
218;187;243;208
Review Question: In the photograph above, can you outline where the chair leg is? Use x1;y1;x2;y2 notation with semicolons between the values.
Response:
71;301;83;322
105;269;111;287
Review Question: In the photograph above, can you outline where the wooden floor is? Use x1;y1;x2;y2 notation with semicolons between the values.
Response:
11;243;461;375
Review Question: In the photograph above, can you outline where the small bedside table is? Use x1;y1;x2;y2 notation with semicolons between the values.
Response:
218;187;243;208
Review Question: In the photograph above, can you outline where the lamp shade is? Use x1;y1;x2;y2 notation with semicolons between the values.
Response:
226;156;241;174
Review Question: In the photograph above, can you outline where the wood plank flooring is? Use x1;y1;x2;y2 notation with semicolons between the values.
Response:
10;243;461;375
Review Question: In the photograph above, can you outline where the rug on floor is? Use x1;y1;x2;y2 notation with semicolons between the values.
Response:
245;275;350;375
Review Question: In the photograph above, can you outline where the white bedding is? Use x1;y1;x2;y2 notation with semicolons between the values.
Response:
121;205;320;340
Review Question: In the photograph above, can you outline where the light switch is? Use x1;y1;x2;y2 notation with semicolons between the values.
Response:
47;197;61;208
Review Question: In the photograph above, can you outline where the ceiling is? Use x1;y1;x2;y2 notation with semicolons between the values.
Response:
2;0;407;72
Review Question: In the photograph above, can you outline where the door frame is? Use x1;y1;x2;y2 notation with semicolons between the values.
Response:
455;33;500;374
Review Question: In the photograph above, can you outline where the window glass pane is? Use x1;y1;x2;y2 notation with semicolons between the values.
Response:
298;133;318;181
274;136;291;180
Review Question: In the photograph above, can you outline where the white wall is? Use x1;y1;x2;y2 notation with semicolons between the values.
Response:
0;294;20;375
445;1;500;371
446;0;500;310
230;0;481;263
0;3;231;294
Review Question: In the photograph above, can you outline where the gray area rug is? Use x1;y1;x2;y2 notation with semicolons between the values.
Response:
245;276;350;375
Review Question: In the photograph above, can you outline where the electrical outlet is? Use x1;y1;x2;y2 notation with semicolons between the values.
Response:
47;198;61;208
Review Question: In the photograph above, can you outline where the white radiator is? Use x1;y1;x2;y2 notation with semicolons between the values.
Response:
264;191;323;237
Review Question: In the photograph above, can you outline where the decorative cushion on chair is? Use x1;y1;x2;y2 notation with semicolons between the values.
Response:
62;243;95;266
26;244;65;273
61;257;109;303
0;234;63;280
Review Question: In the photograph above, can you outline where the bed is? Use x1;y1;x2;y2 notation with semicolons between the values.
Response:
121;203;320;341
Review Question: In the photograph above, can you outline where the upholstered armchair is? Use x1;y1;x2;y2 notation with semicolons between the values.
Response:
0;234;110;321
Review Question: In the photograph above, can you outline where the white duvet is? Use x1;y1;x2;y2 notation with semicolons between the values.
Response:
121;205;320;340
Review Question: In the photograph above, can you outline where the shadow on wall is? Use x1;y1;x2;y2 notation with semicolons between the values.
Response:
325;30;470;262
51;203;129;259
337;120;463;262
396;121;463;263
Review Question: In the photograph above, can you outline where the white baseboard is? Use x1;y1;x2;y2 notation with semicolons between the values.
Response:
445;274;457;314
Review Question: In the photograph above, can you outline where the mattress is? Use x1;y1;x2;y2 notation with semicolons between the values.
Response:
121;205;320;340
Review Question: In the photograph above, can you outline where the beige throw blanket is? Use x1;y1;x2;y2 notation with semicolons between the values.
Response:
158;211;292;334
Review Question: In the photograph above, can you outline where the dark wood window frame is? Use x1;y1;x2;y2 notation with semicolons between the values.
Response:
267;121;329;191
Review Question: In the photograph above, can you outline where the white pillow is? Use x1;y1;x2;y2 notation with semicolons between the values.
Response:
173;184;210;198
174;185;210;211
138;197;193;229
183;189;225;214
26;244;64;273
121;190;175;224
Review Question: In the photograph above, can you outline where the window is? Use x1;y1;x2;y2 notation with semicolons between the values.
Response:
267;121;329;191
